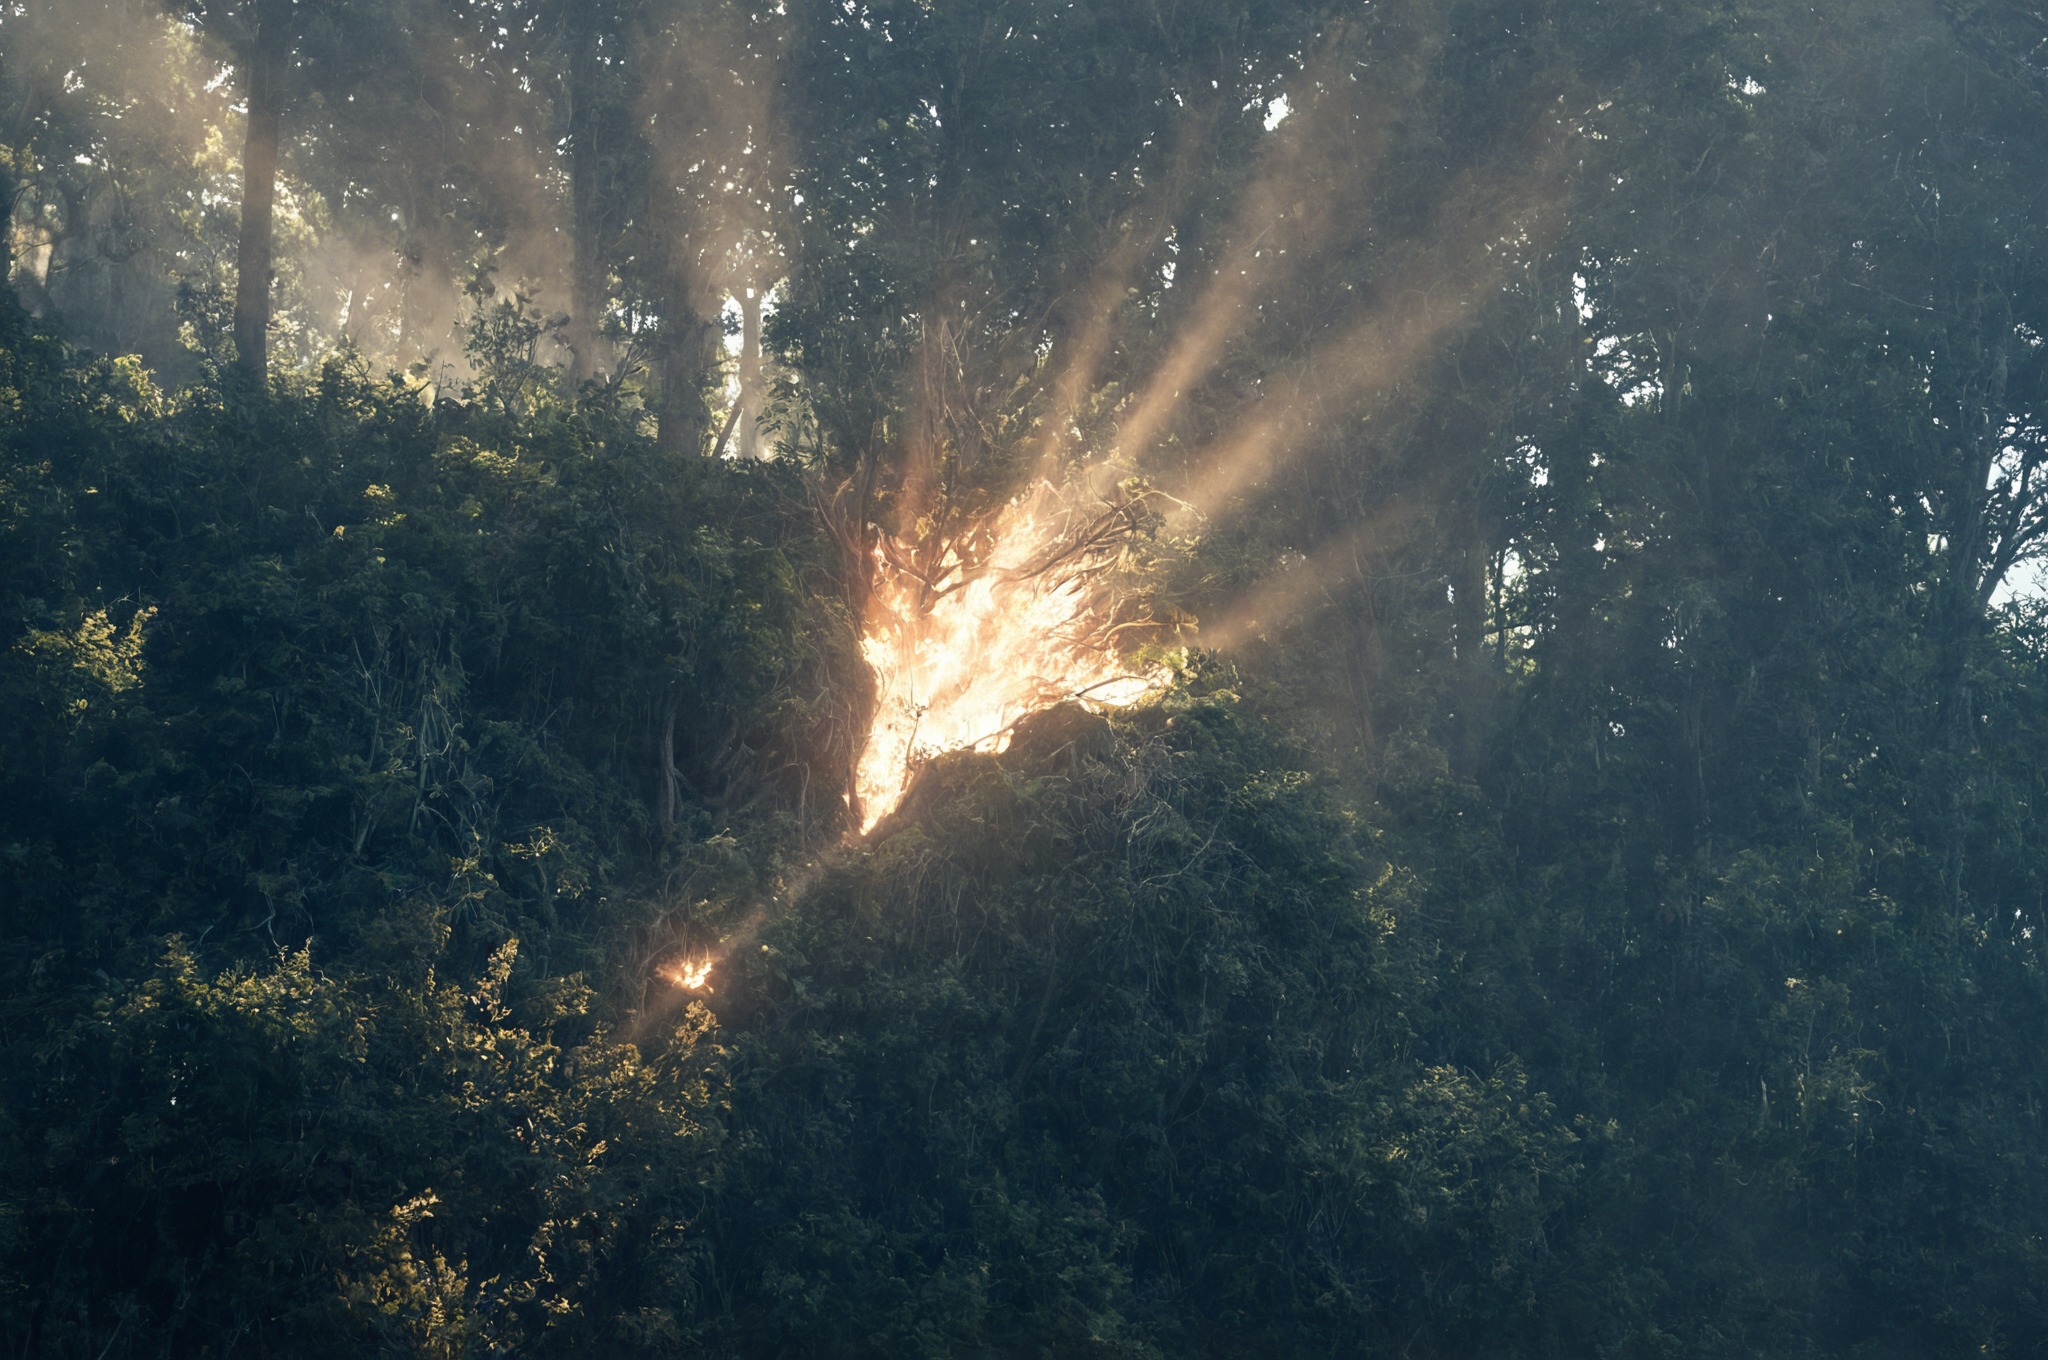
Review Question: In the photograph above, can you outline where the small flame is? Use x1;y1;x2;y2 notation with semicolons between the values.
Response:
854;484;1159;832
660;957;714;991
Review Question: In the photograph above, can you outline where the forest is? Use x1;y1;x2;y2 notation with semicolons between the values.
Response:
4;0;2048;1355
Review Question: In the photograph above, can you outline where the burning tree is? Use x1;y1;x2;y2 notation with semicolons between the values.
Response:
847;480;1166;830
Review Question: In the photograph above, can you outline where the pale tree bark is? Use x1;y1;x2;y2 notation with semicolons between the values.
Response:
736;284;764;459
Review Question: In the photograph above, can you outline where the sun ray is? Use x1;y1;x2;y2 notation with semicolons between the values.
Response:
1028;109;1219;483
1167;154;1565;531
1099;46;1409;485
846;86;1561;835
1198;505;1414;652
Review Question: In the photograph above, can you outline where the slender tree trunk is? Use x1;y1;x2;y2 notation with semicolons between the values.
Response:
1936;516;1991;917
233;4;285;386
4;63;58;296
0;96;25;288
1437;380;1499;776
1449;512;1494;775
736;284;764;459
660;706;680;828
1930;343;2011;914
565;45;613;384
1342;604;1380;754
656;292;716;457
0;166;12;290
12;183;77;318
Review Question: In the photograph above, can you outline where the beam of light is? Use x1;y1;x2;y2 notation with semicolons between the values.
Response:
1100;54;1408;483
1027;108;1219;484
1197;505;1413;653
844;61;1558;833
1166;293;1470;527
844;60;1422;830
698;898;777;968
1167;155;1565;532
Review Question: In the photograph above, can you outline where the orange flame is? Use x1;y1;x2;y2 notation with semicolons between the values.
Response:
854;485;1159;833
660;957;714;991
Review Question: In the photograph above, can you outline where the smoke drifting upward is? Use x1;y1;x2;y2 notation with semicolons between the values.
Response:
0;0;592;379
309;3;582;374
1;3;235;367
6;0;1574;827
639;3;789;374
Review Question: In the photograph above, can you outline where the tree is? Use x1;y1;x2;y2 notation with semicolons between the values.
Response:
0;0;242;373
228;0;286;381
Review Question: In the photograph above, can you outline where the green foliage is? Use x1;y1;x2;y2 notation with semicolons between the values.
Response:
23;930;723;1357
701;693;1581;1355
0;302;851;1354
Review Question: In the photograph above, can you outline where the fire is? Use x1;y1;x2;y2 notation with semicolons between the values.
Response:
854;484;1160;832
660;957;714;991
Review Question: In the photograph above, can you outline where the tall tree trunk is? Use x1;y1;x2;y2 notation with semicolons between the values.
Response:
565;44;612;384
233;4;285;386
4;56;61;297
655;288;716;457
0;91;24;289
1437;378;1500;776
1930;338;2012;914
736;284;764;459
0;167;12;292
1449;520;1492;774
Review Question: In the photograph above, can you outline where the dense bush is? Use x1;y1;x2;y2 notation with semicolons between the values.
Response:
0;310;855;1354
705;693;1579;1355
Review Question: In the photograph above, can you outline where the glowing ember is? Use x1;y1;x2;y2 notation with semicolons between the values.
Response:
660;957;714;991
854;484;1160;832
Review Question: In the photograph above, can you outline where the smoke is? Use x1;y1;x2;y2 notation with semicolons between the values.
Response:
0;0;622;381
1;1;236;366
289;3;583;375
639;3;789;336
